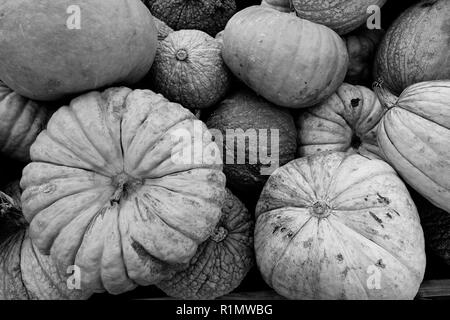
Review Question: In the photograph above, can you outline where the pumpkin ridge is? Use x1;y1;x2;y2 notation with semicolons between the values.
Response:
0;92;28;150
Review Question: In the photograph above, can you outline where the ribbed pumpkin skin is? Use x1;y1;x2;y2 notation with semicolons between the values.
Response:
377;81;450;213
206;89;297;194
0;0;157;101
255;152;426;300
0;82;50;162
20;88;226;295
344;29;384;86
374;0;450;95
292;0;387;35
296;83;384;159
148;30;231;110
143;0;236;36
157;189;254;299
261;0;292;12
222;6;348;109
153;16;174;41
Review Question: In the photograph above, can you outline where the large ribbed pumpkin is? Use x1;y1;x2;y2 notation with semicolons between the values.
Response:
222;6;348;109
0;82;50;162
20;87;226;295
296;83;384;159
374;0;450;95
255;152;426;300
0;0;158;101
148;30;231;110
158;189;254;299
292;0;387;35
375;80;450;213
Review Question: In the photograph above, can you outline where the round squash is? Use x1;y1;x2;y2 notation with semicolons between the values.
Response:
206;88;297;195
148;30;232;110
0;82;51;162
0;0;158;101
261;0;292;12
374;0;450;95
158;189;254;299
255;152;426;300
222;6;348;109
153;16;174;41
0;192;91;300
143;0;236;37
344;28;384;86
375;80;450;213
292;0;387;35
20;87;226;295
296;83;384;159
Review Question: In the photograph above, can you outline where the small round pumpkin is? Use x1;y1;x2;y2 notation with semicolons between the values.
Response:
292;0;387;35
0;0;158;101
206;88;297;195
261;0;292;12
296;83;384;159
0;192;91;300
148;30;232;110
222;6;348;109
153;16;174;41
255;152;426;300
20;87;226;295
375;80;450;213
344;28;384;86
0;81;51;162
157;189;254;299
374;0;450;95
143;0;236;37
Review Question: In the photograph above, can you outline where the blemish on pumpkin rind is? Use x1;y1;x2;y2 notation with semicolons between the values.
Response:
369;211;384;228
375;259;386;269
41;184;56;194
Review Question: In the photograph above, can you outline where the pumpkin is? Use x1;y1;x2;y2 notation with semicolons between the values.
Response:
142;0;236;37
157;189;254;299
0;191;91;300
206;88;297;195
375;80;450;213
261;0;292;12
296;83;384;159
374;0;450;95
292;0;387;35
344;28;384;86
20;87;226;295
153;16;174;41
0;82;51;162
222;6;348;109
147;30;232;110
255;152;426;299
413;190;450;266
0;0;158;101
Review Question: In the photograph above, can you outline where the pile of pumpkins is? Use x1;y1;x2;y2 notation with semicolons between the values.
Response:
0;0;448;300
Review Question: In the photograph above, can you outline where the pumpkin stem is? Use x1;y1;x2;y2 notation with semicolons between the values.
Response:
373;78;399;110
310;201;330;218
175;49;188;61
210;226;228;243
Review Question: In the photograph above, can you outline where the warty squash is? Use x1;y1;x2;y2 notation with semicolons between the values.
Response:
20;87;226;295
255;152;426;299
222;6;348;109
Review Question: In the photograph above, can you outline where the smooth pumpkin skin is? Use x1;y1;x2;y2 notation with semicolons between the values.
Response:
344;28;384;86
374;0;450;95
222;6;348;109
143;0;236;36
261;0;292;12
0;82;50;162
376;81;450;213
255;152;426;300
158;189;254;299
148;30;232;110
0;0;157;101
292;0;387;35
20;87;226;295
206;89;297;194
296;83;384;159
